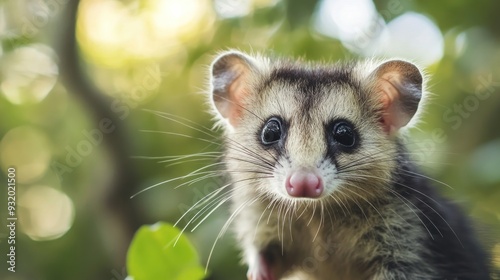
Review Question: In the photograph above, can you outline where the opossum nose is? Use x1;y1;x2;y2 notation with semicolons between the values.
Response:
286;171;323;198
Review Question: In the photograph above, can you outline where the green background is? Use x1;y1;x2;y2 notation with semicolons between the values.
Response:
0;0;499;279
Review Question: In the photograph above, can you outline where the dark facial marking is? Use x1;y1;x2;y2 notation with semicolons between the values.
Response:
268;63;362;121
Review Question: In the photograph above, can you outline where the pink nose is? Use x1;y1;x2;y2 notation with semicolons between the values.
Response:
286;170;323;198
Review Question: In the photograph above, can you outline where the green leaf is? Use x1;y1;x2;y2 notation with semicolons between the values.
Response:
127;222;205;280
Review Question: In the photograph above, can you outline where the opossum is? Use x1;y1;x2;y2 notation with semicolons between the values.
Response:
205;51;490;280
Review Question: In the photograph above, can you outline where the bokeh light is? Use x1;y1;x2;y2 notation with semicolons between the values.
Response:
314;0;383;53
374;12;444;66
314;2;444;66
0;44;58;104
0;126;51;183
214;0;252;18
18;186;75;241
77;0;215;67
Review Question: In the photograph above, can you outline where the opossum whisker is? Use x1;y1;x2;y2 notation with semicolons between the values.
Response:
342;184;403;251
130;163;225;198
205;195;261;273
143;109;219;137
326;193;345;218
174;185;233;246
282;201;293;244
336;147;453;173
295;202;308;220
338;171;462;244
231;132;283;167
411;195;463;246
139;163;271;196
158;152;222;163
176;177;268;248
216;94;265;123
252;201;273;244
289;200;297;243
225;141;278;168
306;202;316;227
185;188;234;229
336;150;394;172
163;157;219;168
190;177;274;232
174;184;228;227
313;201;324;242
339;172;444;239
223;145;276;168
139;129;221;146
192;195;233;233
173;173;222;189
337;188;369;221
400;169;454;190
336;157;391;174
330;192;349;217
151;104;277;172
132;151;223;161
342;173;441;241
388;179;462;245
324;203;335;229
387;189;439;240
267;197;278;225
276;201;283;243
224;155;275;171
279;202;286;254
179;169;271;189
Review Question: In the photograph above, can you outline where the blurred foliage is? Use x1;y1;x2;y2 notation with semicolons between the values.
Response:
127;222;204;280
0;0;499;279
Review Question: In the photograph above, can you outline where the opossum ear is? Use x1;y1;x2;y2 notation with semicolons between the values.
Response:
367;60;423;135
209;51;261;128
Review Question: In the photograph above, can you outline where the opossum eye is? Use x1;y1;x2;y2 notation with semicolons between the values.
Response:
261;118;282;145
333;121;356;147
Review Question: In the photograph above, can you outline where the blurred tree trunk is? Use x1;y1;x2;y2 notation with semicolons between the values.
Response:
56;0;142;270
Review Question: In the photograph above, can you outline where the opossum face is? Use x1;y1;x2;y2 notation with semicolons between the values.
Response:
209;51;423;203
